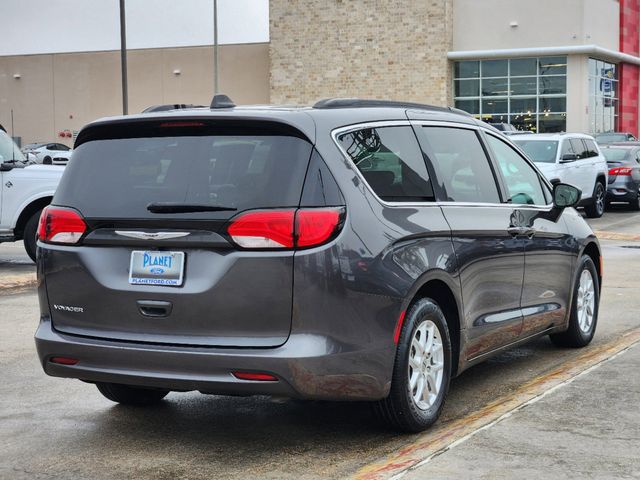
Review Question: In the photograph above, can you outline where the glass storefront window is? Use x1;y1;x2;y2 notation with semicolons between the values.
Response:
588;58;618;133
453;56;567;132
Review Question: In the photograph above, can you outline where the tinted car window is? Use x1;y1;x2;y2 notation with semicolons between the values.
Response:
569;139;587;159
602;148;630;162
338;126;434;202
55;129;313;220
513;140;558;163
420;127;500;203
560;139;575;158
486;134;547;206
583;139;598;158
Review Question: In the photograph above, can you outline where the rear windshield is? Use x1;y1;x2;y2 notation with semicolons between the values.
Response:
513;140;558;163
54;126;313;220
602;148;630;162
595;133;627;143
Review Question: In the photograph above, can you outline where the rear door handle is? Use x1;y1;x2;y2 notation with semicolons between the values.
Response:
137;300;173;318
507;227;536;238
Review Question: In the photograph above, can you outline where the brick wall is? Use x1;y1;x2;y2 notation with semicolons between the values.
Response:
619;0;640;136
269;0;453;106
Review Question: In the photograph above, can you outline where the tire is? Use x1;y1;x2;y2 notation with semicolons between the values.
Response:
96;382;169;406
629;192;640;211
23;209;42;263
375;298;452;432
550;256;599;348
43;156;52;165
584;181;605;218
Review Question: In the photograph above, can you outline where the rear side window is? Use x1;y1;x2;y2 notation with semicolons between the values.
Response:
337;126;434;201
583;139;599;158
419;126;500;203
54;126;313;220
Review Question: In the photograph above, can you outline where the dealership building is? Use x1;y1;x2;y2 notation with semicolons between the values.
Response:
2;0;640;145
270;0;640;136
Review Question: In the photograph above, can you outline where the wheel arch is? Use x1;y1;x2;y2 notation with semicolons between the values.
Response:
581;240;602;292
403;271;463;377
14;196;52;239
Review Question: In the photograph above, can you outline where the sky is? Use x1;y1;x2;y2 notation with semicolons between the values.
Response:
1;0;269;56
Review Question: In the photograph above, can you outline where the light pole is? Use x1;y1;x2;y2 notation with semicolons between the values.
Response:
119;0;128;114
213;0;219;94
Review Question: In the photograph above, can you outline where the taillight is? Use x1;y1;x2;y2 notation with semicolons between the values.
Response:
296;208;342;247
227;210;295;248
37;206;87;244
608;167;633;176
227;208;344;250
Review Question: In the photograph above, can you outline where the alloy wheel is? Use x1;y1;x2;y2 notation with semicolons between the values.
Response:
576;269;595;334
408;320;444;410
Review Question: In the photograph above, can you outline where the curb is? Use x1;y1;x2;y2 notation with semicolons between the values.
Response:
0;274;37;295
594;230;640;242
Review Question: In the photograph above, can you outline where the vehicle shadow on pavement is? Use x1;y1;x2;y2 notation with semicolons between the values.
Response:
58;337;573;478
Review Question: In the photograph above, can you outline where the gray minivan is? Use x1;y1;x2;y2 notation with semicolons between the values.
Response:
35;98;601;432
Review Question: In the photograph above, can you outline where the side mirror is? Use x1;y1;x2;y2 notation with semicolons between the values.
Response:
553;183;581;209
0;162;14;172
560;153;578;163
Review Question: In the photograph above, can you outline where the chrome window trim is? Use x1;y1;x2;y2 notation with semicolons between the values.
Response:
330;120;555;212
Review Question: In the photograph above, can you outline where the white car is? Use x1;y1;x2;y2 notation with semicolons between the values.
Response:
513;133;608;218
1;129;64;260
22;142;72;164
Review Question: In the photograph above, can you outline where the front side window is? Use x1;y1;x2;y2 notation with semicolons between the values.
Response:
486;135;547;206
420;127;500;203
337;126;434;202
569;139;587;159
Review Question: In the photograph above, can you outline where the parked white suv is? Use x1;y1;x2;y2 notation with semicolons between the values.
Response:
513;133;608;217
0;128;63;260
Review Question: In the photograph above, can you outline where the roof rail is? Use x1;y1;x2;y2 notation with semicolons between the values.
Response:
312;98;471;116
210;94;236;109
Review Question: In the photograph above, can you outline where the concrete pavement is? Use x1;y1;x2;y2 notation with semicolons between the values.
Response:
404;342;640;480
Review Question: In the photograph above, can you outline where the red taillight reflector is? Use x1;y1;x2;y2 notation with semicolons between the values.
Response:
393;310;407;345
159;121;205;128
50;356;79;365
608;167;633;176
295;208;342;247
227;210;295;248
37;206;87;244
232;371;278;381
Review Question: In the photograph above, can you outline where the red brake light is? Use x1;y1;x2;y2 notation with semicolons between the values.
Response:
232;371;278;381
608;167;633;176
227;210;295;248
159;121;205;128
37;206;87;244
295;208;342;247
50;356;79;365
227;208;344;250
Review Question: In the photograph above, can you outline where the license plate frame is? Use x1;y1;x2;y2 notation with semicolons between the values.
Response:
128;250;185;286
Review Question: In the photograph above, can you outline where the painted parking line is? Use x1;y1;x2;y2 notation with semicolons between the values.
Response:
595;230;640;241
354;327;640;480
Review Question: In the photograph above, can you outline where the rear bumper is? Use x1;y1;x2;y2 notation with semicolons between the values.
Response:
606;177;638;202
35;318;392;401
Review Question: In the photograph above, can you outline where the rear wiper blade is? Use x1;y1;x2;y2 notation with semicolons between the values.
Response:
147;202;237;214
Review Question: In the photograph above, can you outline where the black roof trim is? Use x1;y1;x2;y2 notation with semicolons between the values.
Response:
312;98;471;116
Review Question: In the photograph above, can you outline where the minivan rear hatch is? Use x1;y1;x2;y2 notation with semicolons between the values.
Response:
43;118;314;347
